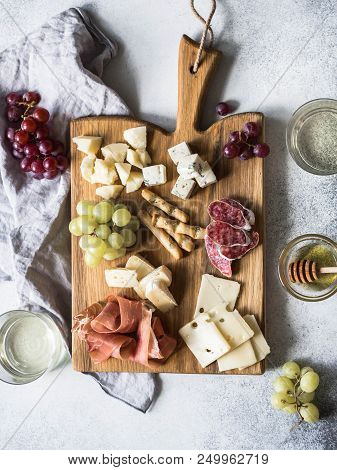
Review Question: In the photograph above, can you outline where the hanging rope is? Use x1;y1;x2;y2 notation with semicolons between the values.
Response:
190;0;217;73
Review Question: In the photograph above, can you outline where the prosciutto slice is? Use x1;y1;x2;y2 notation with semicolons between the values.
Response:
205;235;232;277
219;231;260;260
87;331;136;363
207;221;251;247
91;295;142;334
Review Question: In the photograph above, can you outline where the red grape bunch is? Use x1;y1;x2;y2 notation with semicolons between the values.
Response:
223;121;270;161
4;91;69;180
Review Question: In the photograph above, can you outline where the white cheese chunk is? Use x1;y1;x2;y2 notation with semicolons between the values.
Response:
171;176;196;200
91;159;118;185
115;162;131;185
194;161;217;188
125;171;144;193
73;136;102;155
194;274;240;318
95;185;123;200
105;268;138;288
244;315;270;361
179;313;231;368
126;149;143;169
208;306;254;349
101;143;128;163
145;279;177;312
142;164;167;187
168;142;191;165
80;153;96;182
177;154;204;180
218;340;257;372
123;126;147;150
137;149;151;167
125;255;155;299
139;265;172;292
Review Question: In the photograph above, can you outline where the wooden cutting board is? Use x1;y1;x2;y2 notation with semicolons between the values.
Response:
71;35;265;374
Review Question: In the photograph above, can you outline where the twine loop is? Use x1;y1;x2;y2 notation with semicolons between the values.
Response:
190;0;216;73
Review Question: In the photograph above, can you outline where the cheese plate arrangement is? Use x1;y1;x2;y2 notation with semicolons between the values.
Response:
70;35;269;374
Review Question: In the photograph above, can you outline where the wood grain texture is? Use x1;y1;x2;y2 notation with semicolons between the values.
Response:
71;35;265;375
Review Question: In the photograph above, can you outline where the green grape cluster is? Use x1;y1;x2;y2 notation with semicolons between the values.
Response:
69;200;140;268
271;361;320;423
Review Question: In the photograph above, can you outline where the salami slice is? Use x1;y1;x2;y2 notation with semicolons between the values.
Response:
218;231;259;260
220;198;255;226
208;200;252;230
207;220;251;247
205;235;232;277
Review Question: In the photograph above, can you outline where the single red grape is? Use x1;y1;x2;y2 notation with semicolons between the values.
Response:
24;143;39;157
20;156;34;172
32;107;49;123
56;155;68;172
13;141;24;152
21;117;37;133
38;139;53;154
239;147;253;161
31;159;45;174
228;131;240;143
14;130;29;146
242;121;260;138
43;156;57;171
216;102;230;117
34;125;49;140
43;169;59;180
253;143;270;158
22;91;41;104
6;127;16;141
6;92;21;105
223;143;240;159
50;141;64;156
7;105;22;122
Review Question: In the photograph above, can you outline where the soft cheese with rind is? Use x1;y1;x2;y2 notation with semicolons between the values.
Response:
194;274;240;318
125;255;155;299
139;265;172;292
123;126;147;150
105;269;139;288
145;279;177;312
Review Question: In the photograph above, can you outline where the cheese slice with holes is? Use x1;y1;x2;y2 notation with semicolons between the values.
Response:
179;313;231;368
243;315;270;361
194;274;240;318
208;306;254;349
217;340;257;372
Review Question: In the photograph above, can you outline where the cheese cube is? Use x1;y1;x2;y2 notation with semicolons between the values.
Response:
104;268;138;288
145;279;177;312
125;171;144;193
73;136;102;155
168;142;191;165
244;315;270;361
194;274;240;318
179;313;231;368
126;149;143;169
208;306;254;349
177;154;204;180
123;126;146;150
101;143;128;163
137;149;151;167
95;185;123;200
91;159;118;185
194;161;217;188
80;154;96;183
115;162;131;185
171;176;196;200
125;255;155;299
139;265;172;292
217;340;257;372
142;165;167;187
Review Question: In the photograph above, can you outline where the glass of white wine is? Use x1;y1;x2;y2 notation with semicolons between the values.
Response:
0;310;69;385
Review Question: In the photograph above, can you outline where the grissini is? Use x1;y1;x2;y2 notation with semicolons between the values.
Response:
147;206;195;252
138;210;183;260
147;208;205;240
141;188;189;223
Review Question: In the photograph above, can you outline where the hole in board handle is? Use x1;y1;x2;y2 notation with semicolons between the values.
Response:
189;65;197;75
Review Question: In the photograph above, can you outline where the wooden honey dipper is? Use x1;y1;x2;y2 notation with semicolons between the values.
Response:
288;259;337;284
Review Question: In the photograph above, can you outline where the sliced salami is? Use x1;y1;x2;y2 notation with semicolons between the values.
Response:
207;220;251;247
205;235;232;277
218;231;259;260
220;197;255;226
208;200;252;230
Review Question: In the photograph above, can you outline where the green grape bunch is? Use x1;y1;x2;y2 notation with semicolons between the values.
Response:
69;200;140;268
271;361;320;423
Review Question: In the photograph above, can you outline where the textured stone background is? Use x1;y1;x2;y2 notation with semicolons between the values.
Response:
0;0;336;450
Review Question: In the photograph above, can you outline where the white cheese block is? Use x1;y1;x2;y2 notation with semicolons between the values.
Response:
73;136;102;155
217;340;257;372
125;171;144;193
123;126;147;150
145;279;177;312
125;255;155;299
139;265;172;292
194;274;240;318
171;176;196;200
137;149;151;167
179;313;231;368
80;153;96;182
142;164;167;187
244;315;270;361
177;154;204;180
104;268;138;288
95;185;123;200
91;159;118;185
115;162;131;185
101;143;128;163
168;141;191;165
194;161;217;188
126;149;144;169
208;306;254;349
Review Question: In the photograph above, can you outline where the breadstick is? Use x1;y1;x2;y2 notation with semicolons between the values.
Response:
141;188;189;223
147;206;194;252
138;210;183;260
175;222;206;240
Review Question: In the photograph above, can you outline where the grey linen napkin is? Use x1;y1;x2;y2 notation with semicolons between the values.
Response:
0;7;155;413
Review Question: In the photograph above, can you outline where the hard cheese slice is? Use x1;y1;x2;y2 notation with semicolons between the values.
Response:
208;305;254;349
194;274;240;318
217;340;257;372
179;313;231;368
125;255;155;299
244;315;270;361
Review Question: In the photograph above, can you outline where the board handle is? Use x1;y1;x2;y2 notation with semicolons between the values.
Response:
176;35;221;132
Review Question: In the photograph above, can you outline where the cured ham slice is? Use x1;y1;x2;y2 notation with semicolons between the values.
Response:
219;231;260;261
150;317;177;361
207;221;251;247
131;303;153;366
208;200;252;230
205;235;232;277
91;295;142;334
72;301;104;340
87;331;136;363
